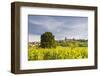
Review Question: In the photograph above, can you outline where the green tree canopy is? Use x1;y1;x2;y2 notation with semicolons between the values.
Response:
40;32;56;48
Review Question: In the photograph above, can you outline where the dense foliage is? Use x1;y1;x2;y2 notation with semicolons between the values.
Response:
40;32;56;48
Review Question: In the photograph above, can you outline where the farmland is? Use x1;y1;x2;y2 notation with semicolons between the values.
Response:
28;39;88;60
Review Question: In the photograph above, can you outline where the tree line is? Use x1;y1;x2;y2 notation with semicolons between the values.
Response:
40;32;88;48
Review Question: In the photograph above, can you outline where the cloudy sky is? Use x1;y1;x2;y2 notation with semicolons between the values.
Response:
28;15;88;42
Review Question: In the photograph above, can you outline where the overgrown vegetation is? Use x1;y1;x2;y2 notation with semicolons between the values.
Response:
28;46;88;60
28;32;88;60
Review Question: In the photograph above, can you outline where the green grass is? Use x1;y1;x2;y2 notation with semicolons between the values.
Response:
28;46;88;60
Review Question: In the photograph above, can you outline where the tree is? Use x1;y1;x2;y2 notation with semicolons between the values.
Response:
40;32;56;48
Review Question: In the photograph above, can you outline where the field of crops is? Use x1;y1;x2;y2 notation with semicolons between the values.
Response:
28;46;88;60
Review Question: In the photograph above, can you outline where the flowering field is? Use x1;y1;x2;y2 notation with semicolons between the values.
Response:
28;46;88;60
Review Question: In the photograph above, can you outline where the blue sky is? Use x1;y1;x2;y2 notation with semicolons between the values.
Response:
28;15;88;42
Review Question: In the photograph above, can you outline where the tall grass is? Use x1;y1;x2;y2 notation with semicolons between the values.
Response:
28;46;88;60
